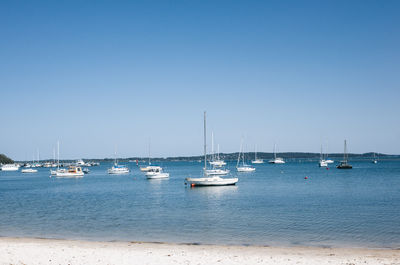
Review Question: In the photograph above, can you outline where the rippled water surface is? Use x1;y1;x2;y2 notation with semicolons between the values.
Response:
1;160;399;247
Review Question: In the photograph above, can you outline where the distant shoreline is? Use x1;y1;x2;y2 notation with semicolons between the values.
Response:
1;237;399;265
14;152;400;163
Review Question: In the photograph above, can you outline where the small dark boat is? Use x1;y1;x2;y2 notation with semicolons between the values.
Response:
83;168;90;174
337;140;352;169
337;161;352;169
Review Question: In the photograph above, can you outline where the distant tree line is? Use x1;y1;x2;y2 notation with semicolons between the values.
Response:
0;154;14;164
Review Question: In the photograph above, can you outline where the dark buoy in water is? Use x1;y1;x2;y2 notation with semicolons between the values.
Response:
304;176;308;179
326;167;329;170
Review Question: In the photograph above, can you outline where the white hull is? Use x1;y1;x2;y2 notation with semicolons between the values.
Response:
185;176;238;186
146;172;170;179
268;158;285;164
1;164;20;171
325;159;334;163
319;160;328;167
56;172;84;178
237;166;256;172
209;161;226;167
108;169;130;174
251;159;264;164
21;169;38;173
204;169;230;176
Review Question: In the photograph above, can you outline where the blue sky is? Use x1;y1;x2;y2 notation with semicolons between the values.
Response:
1;0;399;160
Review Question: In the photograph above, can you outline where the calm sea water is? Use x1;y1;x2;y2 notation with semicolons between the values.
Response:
0;160;399;248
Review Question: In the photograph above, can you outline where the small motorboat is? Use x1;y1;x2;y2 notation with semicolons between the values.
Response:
21;168;38;173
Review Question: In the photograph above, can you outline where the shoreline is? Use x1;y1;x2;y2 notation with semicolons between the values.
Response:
1;237;399;265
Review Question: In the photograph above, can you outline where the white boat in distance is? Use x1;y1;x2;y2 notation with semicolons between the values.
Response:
236;139;255;172
108;148;130;174
21;168;38;173
0;164;20;171
205;168;230;176
108;164;130;174
56;166;84;177
185;112;238;187
251;145;264;164
209;138;227;167
268;144;285;164
145;166;169;179
319;145;328;167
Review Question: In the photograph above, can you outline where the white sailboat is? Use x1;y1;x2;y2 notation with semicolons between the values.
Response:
372;152;378;164
319;145;328;167
268;144;285;164
50;141;64;175
185;112;238;187
209;135;227;167
251;145;264;164
236;139;256;172
108;148;130;174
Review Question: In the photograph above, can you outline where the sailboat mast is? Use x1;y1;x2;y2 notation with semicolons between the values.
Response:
274;143;277;159
57;141;59;169
211;132;214;161
237;138;243;167
344;140;347;162
204;111;207;170
148;139;151;166
217;144;220;160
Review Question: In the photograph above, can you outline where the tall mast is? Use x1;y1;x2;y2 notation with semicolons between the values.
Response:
204;111;207;171
217;144;220;160
53;147;56;164
237;138;243;167
255;145;257;160
344;140;347;162
211;131;214;161
114;145;117;165
148;138;151;166
57;141;59;169
274;143;277;159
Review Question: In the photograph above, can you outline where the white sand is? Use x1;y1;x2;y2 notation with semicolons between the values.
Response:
0;237;399;265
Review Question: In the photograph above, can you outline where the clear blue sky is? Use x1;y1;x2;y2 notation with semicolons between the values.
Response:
1;0;399;160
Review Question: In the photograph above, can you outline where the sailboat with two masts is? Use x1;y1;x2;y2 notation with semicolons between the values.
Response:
185;112;238;186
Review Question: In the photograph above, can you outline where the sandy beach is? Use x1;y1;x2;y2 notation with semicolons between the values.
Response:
0;237;399;265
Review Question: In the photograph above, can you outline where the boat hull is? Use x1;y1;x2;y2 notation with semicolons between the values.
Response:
237;167;256;172
56;172;84;178
185;177;238;186
146;173;169;179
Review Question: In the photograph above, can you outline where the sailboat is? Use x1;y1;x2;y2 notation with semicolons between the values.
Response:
236;139;256;172
319;145;328;167
337;140;352;169
108;147;130;174
50;141;65;175
372;152;378;164
209;134;227;167
185;112;238;186
251;145;264;164
268;144;285;164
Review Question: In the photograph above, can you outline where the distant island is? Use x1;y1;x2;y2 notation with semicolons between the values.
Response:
84;152;399;163
9;152;400;164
